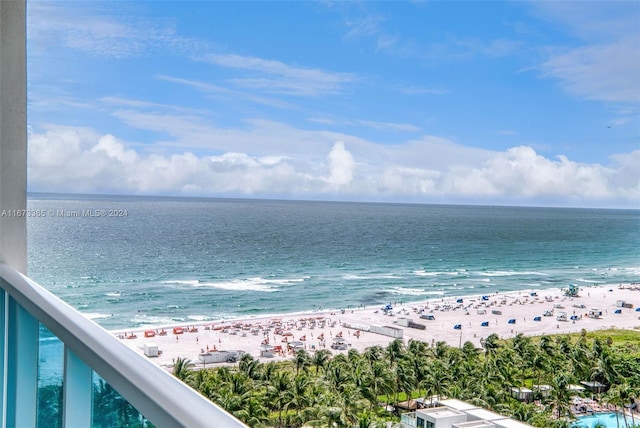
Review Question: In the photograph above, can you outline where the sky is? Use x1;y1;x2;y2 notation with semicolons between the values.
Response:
26;1;640;208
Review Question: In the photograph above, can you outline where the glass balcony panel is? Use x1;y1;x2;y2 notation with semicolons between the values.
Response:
37;325;63;428
92;371;155;428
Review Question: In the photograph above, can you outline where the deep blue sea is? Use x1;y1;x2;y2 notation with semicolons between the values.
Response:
27;193;640;331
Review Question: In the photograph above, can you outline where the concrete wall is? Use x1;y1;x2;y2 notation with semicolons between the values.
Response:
0;0;27;273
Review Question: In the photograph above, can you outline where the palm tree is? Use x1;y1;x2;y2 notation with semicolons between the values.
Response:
287;374;311;420
481;333;501;371
362;360;393;410
393;359;416;405
604;383;632;428
294;348;311;375
172;357;193;383
326;359;354;395
92;379;141;428
266;371;292;428
550;372;571;420
362;345;384;366
311;349;331;376
239;353;262;380
234;396;269;428
260;361;278;383
539;335;556;362
386;339;405;366
37;383;62;428
431;340;449;360
423;359;449;403
407;339;429;357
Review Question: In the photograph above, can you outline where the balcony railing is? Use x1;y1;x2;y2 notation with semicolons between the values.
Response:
400;412;417;428
0;263;246;427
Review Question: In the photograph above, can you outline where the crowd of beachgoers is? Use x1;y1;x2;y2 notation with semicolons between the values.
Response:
115;283;640;370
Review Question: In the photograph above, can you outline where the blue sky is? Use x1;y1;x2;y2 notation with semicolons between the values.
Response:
26;1;639;208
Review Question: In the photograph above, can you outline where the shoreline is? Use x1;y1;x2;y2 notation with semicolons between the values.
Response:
115;283;640;370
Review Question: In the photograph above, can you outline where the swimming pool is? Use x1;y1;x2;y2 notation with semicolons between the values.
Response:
573;412;636;428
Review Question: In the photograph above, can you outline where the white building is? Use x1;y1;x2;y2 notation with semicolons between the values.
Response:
400;398;534;428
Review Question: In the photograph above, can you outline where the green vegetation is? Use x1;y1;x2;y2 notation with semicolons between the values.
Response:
37;379;155;428
174;329;640;428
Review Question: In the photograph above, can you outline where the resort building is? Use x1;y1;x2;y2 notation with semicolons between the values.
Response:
400;399;534;428
510;387;534;403
0;3;246;426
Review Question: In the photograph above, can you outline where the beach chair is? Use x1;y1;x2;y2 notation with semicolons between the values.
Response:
454;324;462;330
508;319;516;324
533;316;541;321
481;321;489;327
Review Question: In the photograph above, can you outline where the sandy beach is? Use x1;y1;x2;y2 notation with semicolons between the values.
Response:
116;284;640;370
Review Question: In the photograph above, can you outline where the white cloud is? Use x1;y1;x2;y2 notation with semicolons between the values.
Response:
325;142;355;188
27;125;640;208
356;120;421;132
200;53;357;96
307;116;421;132
91;135;138;164
541;37;640;103
532;2;640;104
154;75;293;109
27;2;205;59
395;84;448;95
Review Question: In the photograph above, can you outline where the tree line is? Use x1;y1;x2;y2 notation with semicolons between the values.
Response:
35;328;640;427
173;329;640;428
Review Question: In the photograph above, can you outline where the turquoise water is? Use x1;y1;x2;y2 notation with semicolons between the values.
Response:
573;412;636;427
26;193;640;330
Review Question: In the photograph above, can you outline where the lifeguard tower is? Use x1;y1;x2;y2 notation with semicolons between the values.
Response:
563;283;580;297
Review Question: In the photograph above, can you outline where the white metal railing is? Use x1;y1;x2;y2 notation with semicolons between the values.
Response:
0;263;246;428
400;412;417;427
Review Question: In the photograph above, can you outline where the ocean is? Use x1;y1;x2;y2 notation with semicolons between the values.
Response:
27;193;640;331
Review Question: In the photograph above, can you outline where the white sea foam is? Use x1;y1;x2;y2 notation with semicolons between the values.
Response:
413;270;459;276
622;267;640;275
83;312;112;320
477;270;547;277
344;273;398;280
576;278;602;284
131;314;178;326
384;287;446;296
161;279;200;286
194;277;279;292
162;276;305;293
187;315;213;322
105;292;122;297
